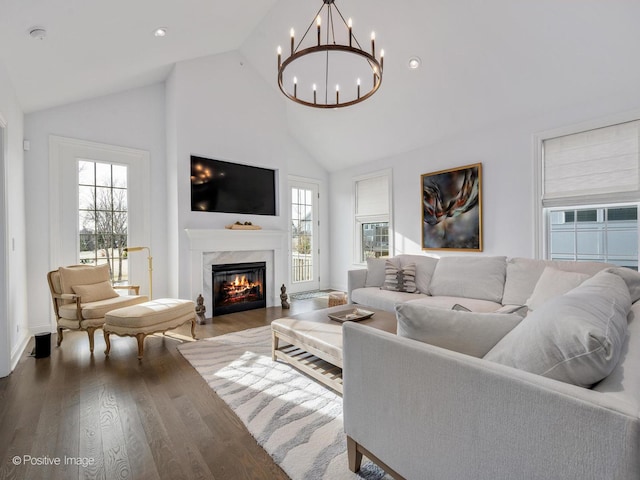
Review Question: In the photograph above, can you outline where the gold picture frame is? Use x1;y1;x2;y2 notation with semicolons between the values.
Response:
421;163;482;251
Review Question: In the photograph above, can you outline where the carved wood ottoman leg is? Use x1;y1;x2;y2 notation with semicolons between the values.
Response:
57;327;64;347
347;436;363;473
136;333;146;360
104;332;111;356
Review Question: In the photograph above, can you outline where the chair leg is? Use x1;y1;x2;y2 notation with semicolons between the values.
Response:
104;332;111;356
57;327;64;347
86;327;96;354
190;318;196;339
136;333;146;360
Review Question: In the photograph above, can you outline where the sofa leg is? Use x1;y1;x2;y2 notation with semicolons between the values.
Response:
87;327;96;354
136;333;146;360
57;327;64;347
347;436;363;473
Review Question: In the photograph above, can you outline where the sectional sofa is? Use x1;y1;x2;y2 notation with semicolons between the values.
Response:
343;255;640;479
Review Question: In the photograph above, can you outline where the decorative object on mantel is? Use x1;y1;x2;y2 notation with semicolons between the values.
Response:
277;0;384;109
421;163;483;251
195;293;206;324
225;221;262;230
280;284;290;309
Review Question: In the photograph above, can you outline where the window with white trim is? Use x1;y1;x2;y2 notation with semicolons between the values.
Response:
540;120;640;270
354;170;392;263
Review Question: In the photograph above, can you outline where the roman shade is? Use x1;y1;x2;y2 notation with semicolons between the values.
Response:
542;120;640;207
355;174;389;216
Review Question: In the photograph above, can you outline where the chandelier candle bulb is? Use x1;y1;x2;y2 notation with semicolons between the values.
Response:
348;18;353;47
293;76;297;98
336;84;339;104
380;49;384;70
317;16;321;45
277;46;282;68
313;84;317;104
290;28;295;55
357;78;361;98
371;31;376;57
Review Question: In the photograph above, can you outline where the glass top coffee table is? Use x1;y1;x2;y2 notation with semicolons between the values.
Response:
271;305;396;394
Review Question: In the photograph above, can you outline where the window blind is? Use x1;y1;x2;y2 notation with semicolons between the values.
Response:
543;120;640;207
355;175;389;216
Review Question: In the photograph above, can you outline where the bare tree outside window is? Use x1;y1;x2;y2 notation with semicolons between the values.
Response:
78;160;129;283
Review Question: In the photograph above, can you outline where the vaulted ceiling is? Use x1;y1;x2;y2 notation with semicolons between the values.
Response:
1;0;639;171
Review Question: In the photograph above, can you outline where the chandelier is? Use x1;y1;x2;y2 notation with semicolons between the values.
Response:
277;0;384;109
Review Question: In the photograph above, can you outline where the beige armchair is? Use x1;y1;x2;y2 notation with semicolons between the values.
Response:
47;264;148;353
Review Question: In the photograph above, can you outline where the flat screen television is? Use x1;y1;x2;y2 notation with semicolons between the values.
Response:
190;155;277;215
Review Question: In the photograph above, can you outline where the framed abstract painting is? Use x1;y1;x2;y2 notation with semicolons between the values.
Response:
421;163;482;251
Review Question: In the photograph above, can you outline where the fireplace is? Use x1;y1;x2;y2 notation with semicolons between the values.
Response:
211;262;266;316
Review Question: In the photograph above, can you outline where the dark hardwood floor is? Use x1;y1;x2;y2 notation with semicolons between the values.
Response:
0;298;325;480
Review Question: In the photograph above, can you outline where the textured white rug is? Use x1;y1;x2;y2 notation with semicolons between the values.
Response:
177;326;390;480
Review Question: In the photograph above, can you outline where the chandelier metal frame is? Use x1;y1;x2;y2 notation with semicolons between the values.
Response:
277;0;383;109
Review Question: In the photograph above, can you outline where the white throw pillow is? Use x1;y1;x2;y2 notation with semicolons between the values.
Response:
525;267;590;311
396;254;439;294
485;271;631;388
396;302;523;358
365;257;392;287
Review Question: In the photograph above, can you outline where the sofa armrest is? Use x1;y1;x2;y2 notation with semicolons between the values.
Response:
347;269;367;303
343;322;640;480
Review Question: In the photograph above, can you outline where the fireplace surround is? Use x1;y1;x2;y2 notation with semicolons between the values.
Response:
185;229;287;314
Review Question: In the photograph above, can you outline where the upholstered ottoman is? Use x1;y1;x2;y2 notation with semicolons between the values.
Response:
104;298;196;359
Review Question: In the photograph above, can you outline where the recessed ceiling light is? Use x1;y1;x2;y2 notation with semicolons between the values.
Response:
28;26;47;40
153;27;167;37
408;57;421;69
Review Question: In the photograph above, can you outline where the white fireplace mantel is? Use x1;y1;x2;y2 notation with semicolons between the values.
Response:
185;228;288;309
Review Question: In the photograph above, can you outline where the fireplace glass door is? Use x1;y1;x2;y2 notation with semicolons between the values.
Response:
211;262;266;316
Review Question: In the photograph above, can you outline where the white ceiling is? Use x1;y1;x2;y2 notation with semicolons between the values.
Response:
2;0;640;171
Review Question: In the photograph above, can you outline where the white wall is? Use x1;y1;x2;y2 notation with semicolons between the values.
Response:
329;94;640;292
24;84;167;333
166;50;330;300
0;60;29;377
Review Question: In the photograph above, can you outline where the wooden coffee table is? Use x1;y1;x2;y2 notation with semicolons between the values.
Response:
271;305;396;394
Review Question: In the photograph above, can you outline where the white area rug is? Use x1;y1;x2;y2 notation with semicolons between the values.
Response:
177;326;390;480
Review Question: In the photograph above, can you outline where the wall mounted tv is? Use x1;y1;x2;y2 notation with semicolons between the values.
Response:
190;155;277;215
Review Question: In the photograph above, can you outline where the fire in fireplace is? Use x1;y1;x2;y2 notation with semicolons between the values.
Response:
211;262;266;316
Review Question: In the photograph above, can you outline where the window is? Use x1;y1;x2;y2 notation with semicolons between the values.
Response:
548;205;638;269
78;160;129;283
354;170;392;263
538;119;640;269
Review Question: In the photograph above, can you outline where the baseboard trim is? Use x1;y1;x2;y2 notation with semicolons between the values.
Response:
11;331;31;371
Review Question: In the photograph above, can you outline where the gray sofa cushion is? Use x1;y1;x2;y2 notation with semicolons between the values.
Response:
428;256;507;303
485;271;631;387
406;295;502;313
502;257;613;306
396;302;523;358
525;267;590;311
351;287;428;311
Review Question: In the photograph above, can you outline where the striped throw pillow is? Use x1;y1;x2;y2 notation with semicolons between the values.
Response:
382;260;417;293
